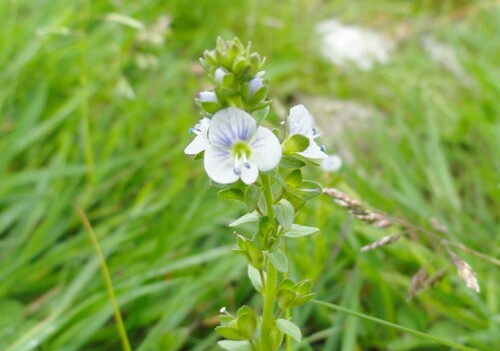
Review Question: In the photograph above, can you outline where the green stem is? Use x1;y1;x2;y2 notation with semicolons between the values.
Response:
285;308;292;351
258;173;278;350
259;260;277;350
261;173;275;221
77;208;132;351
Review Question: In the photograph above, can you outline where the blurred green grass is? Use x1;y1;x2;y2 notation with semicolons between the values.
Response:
0;0;498;350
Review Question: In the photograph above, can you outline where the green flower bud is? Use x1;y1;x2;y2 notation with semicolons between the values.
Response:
268;324;284;350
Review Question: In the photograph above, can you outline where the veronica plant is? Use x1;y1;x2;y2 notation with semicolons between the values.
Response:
185;38;327;351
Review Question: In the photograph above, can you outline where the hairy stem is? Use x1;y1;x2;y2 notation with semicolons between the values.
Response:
259;260;277;350
259;173;278;350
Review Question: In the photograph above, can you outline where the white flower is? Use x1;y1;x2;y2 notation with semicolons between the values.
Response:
184;118;210;155
287;105;328;159
214;67;227;83
204;107;282;185
321;155;342;172
199;91;218;103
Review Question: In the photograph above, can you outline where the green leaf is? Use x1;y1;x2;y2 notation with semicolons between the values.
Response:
229;211;259;227
201;101;222;114
276;288;296;309
218;188;245;202
217;340;252;351
232;56;248;77
285;169;302;189
284;224;319;238
215;326;246;340
279;155;306;169
293;180;323;200
252;106;269;122
246;240;264;270
292;293;316;307
256;216;275;249
237;313;257;339
268;249;288;273
277;279;295;290
273;199;294;230
269;325;284;350
282;190;305;212
219;315;234;327
193;150;205;160
236;306;254;318
295;279;312;295
282;134;310;155
276;319;302;343
244;185;261;211
247;265;264;293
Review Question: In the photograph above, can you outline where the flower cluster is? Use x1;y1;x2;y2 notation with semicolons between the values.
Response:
185;104;327;185
184;38;331;351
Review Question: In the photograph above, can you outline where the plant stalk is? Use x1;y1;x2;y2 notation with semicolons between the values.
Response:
258;173;278;350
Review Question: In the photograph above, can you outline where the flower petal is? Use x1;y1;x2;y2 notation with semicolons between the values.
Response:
249;126;282;171
299;142;328;159
184;118;210;155
184;135;209;155
204;146;239;184
287;105;314;137
209;108;257;148
240;161;259;185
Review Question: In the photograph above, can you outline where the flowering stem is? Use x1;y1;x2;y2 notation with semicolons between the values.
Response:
259;173;278;350
285;308;292;351
259;259;277;350
261;173;275;221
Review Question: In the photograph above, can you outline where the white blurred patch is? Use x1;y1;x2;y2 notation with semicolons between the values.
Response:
421;36;472;85
114;76;135;100
296;95;376;165
317;19;395;70
137;15;171;45
321;155;342;172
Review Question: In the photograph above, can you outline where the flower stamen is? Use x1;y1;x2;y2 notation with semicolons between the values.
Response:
233;155;242;175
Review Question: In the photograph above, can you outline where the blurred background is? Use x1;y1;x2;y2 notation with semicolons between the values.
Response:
0;0;499;350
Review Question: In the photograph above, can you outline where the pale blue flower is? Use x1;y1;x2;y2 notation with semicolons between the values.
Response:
287;105;328;159
185;118;210;155
199;91;218;103
204;107;282;184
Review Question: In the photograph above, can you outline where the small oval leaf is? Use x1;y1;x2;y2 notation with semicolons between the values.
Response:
276;319;302;343
284;224;319;238
217;340;252;351
268;249;288;273
229;211;259;227
273;199;294;230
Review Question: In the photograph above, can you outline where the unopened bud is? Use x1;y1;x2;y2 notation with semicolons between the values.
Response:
199;91;218;103
248;77;263;96
215;67;227;83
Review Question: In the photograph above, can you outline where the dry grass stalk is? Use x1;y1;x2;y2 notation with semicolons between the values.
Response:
407;268;448;300
361;233;402;252
323;187;487;296
446;247;480;293
323;188;391;227
407;268;428;300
